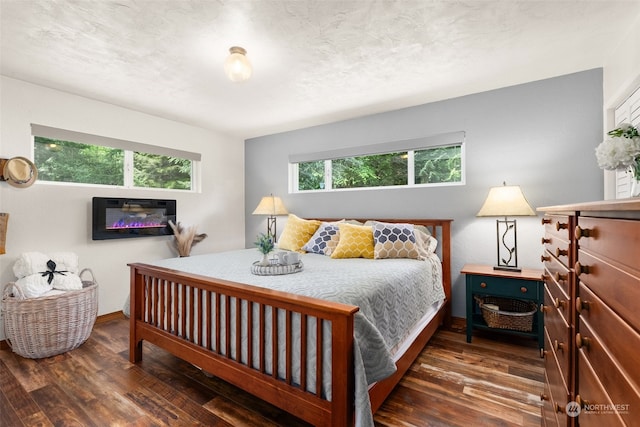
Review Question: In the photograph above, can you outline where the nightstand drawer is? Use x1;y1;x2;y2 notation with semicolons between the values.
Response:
469;274;540;300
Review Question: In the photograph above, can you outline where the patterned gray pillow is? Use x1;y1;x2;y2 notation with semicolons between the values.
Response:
372;222;420;259
302;222;340;255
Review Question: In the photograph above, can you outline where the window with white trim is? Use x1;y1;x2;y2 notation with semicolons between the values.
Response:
32;124;200;190
290;131;465;192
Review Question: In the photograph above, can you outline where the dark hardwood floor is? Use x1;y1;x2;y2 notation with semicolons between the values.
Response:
0;316;543;426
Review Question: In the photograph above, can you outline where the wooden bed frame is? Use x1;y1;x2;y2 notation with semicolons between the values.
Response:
129;218;452;426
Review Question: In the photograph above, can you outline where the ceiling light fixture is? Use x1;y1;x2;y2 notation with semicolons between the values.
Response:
224;46;252;83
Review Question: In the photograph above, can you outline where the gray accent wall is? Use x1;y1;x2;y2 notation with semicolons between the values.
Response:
245;68;604;319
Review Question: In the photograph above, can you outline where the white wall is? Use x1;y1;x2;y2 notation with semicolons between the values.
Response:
0;76;245;340
602;11;640;199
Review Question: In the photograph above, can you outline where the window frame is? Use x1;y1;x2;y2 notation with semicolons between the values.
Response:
31;124;201;192
289;132;465;193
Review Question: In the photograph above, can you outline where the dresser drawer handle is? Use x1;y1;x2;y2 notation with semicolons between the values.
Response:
480;282;487;288
576;395;590;409
575;262;591;276
541;237;551;245
555;402;565;413
553;339;564;352
541;273;550;282
541;218;552;225
553;297;566;309
576;297;590;314
555;248;568;257
555;222;568;231
554;271;567;282
541;254;551;262
540;348;548;359
575;225;594;240
540;392;549;401
576;333;591;349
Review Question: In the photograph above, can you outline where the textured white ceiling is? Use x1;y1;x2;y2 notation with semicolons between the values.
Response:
1;1;639;139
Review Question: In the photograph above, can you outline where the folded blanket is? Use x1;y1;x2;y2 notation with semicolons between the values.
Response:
14;274;52;298
14;272;83;299
49;271;83;291
48;252;80;274
13;252;80;278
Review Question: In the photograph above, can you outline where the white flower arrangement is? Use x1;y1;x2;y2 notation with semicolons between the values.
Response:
595;123;640;180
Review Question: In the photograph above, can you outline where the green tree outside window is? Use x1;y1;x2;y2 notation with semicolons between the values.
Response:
34;136;193;190
296;144;462;191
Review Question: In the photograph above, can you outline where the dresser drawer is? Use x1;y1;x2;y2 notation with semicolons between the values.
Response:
542;372;560;427
543;214;572;242
577;284;640;397
576;351;628;427
576;216;640;272
468;274;540;300
576;250;640;332
576;319;640;425
542;236;572;269
543;259;571;318
544;286;571;387
544;329;570;422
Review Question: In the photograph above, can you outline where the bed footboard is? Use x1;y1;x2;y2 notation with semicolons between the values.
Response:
129;263;359;427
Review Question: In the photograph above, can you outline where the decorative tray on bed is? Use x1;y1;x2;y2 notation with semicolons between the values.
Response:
251;261;303;276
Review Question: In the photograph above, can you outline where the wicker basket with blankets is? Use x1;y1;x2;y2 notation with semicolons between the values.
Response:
1;252;98;358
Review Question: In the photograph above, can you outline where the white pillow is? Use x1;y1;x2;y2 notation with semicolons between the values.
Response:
415;229;438;258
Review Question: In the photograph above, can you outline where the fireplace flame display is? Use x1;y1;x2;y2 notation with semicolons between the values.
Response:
107;210;167;230
92;197;176;240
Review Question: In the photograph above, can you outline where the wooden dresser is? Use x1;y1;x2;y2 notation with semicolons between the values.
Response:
538;199;640;427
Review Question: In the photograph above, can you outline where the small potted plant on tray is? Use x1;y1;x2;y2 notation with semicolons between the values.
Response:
254;233;274;266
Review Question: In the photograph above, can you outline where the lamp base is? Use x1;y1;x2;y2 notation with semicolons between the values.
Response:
266;216;277;243
493;265;521;272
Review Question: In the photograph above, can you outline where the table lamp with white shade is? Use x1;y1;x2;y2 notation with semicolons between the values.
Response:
476;182;536;271
252;194;288;243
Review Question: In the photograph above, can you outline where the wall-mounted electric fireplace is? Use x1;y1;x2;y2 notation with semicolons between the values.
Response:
92;197;176;240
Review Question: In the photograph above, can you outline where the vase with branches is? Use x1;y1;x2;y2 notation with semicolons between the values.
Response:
168;220;207;257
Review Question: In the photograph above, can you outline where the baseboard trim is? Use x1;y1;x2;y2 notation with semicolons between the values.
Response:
448;316;466;333
95;311;127;324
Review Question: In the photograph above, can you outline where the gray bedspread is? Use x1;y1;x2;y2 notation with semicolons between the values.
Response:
150;249;444;427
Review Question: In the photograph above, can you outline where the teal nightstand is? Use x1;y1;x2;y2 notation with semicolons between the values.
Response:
462;264;544;351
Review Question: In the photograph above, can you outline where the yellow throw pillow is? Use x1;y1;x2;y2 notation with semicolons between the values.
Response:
277;214;321;252
331;223;374;259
